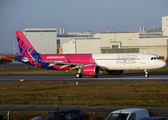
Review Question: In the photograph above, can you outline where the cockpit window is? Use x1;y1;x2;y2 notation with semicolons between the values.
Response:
151;57;161;60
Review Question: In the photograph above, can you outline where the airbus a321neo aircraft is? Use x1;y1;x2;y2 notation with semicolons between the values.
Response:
14;31;166;78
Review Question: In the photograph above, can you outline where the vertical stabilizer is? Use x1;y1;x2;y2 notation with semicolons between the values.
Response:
15;31;39;59
58;47;63;54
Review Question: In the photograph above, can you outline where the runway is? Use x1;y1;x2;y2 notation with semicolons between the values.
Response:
0;74;168;82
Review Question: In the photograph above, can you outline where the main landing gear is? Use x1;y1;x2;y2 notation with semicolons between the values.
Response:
76;73;83;78
75;69;83;78
144;69;149;78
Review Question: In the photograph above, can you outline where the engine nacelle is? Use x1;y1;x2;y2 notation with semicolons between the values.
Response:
83;66;100;76
106;70;124;75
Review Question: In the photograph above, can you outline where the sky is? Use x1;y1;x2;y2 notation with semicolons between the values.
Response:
0;0;168;54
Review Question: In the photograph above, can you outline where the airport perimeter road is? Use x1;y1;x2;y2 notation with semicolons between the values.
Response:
0;74;168;82
1;105;168;115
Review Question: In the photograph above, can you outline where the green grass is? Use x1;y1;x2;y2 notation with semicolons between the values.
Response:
1;81;168;106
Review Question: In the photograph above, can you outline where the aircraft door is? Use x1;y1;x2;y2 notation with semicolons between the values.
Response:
64;57;67;63
65;57;70;63
90;58;94;63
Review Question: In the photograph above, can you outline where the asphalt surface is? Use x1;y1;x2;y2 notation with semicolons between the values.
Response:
1;105;168;117
0;74;168;82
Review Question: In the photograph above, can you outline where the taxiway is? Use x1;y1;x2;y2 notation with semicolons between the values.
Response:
0;74;168;82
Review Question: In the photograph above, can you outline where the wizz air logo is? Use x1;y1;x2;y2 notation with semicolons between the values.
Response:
116;54;137;65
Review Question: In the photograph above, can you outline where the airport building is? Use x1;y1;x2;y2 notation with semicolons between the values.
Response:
162;16;168;37
23;28;57;54
22;16;168;58
63;16;168;59
23;28;94;54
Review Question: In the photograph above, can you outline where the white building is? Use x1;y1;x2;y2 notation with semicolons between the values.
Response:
63;32;168;57
23;28;57;54
22;16;168;58
63;16;168;58
57;31;94;52
162;16;168;37
23;28;94;54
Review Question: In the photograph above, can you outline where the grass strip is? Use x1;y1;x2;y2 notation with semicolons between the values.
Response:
1;81;168;107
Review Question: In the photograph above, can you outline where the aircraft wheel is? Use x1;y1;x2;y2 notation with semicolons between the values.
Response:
145;74;149;78
144;69;149;78
76;73;83;78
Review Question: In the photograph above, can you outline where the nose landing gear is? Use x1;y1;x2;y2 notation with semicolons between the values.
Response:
144;70;149;77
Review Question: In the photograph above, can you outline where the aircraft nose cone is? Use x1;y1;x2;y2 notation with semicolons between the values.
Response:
160;60;166;68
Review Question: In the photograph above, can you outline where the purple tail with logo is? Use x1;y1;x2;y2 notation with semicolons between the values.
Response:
15;31;39;59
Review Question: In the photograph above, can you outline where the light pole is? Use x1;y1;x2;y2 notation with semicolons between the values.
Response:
53;96;61;120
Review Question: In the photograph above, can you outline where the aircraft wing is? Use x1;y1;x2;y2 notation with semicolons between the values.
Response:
39;60;91;70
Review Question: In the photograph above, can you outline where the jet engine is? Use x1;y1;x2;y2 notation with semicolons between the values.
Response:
106;70;124;75
82;65;100;76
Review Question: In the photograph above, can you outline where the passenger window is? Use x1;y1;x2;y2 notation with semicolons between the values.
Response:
128;113;136;120
65;112;71;120
71;112;78;119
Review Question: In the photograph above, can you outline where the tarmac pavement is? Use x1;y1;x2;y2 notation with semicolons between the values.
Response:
0;105;168;116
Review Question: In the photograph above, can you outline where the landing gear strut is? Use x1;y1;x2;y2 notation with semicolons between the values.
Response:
75;69;83;78
144;69;149;78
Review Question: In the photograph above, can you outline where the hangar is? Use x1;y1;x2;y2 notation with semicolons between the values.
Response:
22;16;168;59
63;16;168;59
23;28;57;54
63;32;168;57
23;28;94;54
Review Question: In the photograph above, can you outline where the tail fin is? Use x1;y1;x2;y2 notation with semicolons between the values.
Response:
58;47;63;54
15;31;39;59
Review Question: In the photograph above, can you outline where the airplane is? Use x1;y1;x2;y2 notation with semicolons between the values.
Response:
14;31;166;78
